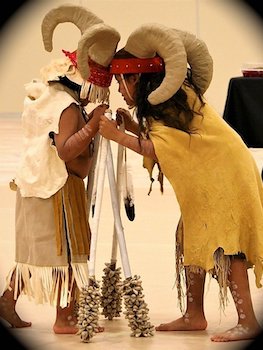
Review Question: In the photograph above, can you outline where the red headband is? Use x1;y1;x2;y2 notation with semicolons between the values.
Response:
62;49;113;88
109;56;164;74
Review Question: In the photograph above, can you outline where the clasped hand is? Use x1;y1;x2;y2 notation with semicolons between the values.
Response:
99;115;118;140
88;103;109;121
99;107;133;140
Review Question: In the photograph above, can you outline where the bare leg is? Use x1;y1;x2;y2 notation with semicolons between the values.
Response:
211;257;262;342
53;280;104;334
156;267;207;331
0;269;31;328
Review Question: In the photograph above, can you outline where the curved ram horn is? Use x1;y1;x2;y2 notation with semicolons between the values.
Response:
176;29;213;93
125;23;187;105
77;23;121;79
41;4;103;52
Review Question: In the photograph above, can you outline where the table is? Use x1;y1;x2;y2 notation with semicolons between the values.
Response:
223;77;263;148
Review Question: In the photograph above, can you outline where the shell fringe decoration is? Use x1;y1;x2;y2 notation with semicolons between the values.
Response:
77;277;101;343
122;275;155;337
100;262;123;320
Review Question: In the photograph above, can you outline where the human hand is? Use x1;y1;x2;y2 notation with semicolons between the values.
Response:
88;103;109;121
116;108;134;131
99;115;119;140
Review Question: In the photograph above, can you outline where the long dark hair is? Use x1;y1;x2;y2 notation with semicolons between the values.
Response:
115;48;205;136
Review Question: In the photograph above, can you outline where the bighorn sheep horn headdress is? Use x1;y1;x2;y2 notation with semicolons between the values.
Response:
41;4;121;103
110;23;213;105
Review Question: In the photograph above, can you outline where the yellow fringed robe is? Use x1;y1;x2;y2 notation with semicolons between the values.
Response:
144;84;263;291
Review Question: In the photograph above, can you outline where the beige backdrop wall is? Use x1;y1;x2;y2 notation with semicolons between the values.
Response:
0;0;262;115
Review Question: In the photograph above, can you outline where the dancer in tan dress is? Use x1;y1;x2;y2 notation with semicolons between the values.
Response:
0;4;120;335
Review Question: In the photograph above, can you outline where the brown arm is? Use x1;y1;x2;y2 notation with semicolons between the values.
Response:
99;115;158;161
54;103;107;162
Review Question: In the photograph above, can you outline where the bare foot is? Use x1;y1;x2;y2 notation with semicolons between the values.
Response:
0;297;31;328
211;324;262;342
156;315;207;331
53;324;78;334
53;315;79;334
95;325;105;333
53;325;105;334
53;315;105;334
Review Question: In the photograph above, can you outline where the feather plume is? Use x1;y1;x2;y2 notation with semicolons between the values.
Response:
122;148;135;221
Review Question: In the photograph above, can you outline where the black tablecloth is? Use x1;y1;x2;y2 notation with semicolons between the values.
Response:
223;77;263;147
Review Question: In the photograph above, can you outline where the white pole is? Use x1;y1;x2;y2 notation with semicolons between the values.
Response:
88;136;108;277
110;123;125;263
106;141;132;278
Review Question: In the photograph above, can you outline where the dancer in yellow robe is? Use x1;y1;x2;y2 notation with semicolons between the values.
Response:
98;23;263;343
